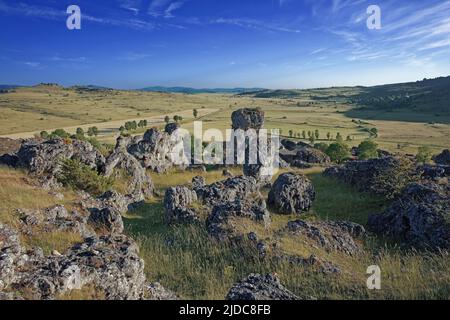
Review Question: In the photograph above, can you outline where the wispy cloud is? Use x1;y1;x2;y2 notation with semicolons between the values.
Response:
211;17;301;33
148;0;185;18
0;1;156;31
118;52;152;61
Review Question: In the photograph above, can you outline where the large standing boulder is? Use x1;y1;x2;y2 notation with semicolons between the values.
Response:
268;173;315;214
104;136;154;204
231;108;265;131
226;273;298;300
164;186;198;223
433;149;450;165
368;182;450;250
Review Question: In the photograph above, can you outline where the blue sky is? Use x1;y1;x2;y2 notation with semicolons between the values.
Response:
0;0;449;89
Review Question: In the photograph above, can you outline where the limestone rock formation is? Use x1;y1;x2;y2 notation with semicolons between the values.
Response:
126;128;176;173
88;207;124;234
164;186;199;223
103;136;154;203
231;108;265;131
206;196;270;241
295;147;330;164
12;138;105;188
286;220;365;256
226;273;299;300
433;149;450;165
195;175;261;207
268;173;315;214
368;182;450;250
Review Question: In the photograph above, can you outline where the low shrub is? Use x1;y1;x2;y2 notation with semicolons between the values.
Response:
57;159;114;196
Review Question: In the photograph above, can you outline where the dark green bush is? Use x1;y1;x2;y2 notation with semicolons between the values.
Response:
57;159;114;196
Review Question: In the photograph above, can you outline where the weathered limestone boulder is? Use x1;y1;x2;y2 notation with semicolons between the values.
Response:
146;282;179;300
15;235;147;300
164;186;198;224
295;147;330;164
126;128;176;173
231;108;265;131
0;154;19;167
192;176;206;190
226;273;298;300
16;138;104;174
195;175;261;207
368;182;450;250
419;164;450;180
0;224;22;291
104;136;154;203
268;173;315;214
280;139;297;151
433;149;450;165
13;138;105;188
206;196;270;241
286;220;365;256
88;207;124;234
18;205;92;238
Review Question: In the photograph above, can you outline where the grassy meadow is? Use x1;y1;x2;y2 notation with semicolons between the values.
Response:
122;167;450;300
1;85;449;155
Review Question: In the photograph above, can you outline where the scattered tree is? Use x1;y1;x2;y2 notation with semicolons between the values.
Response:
358;140;378;160
164;115;170;124
314;129;320;140
326;142;350;164
416;146;433;164
193;109;198;118
76;127;85;136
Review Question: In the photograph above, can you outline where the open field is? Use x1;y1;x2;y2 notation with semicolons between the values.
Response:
0;85;449;155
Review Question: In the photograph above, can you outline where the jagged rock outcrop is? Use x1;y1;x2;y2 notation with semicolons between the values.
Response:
126;128;176;173
295;147;330;164
12;235;147;300
206;195;270;241
231;108;265;131
88;207;124;234
192;176;206;190
104;136;154;203
195;175;261;207
12;138;105;188
226;273;299;300
433;149;450;165
0;224;22;291
286;220;365;256
1;222;144;300
268;173;315;214
18;205;93;238
146;282;179;300
419;164;450;180
164;186;198;224
280;139;298;151
368;182;450;250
